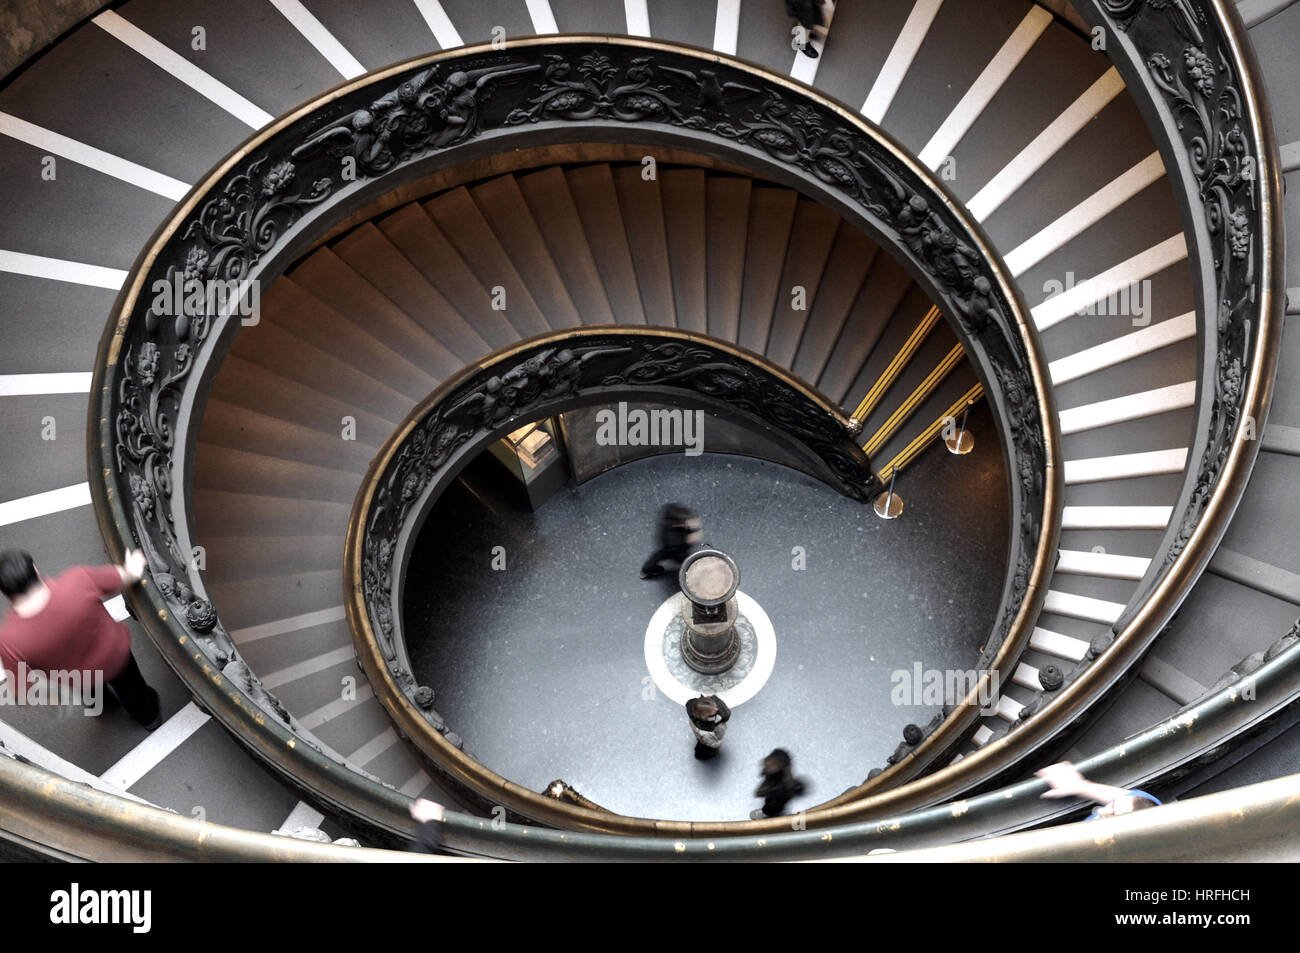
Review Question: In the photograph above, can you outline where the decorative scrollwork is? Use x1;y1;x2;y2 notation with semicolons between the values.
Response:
1083;1;1263;580
597;339;884;502
296;62;539;176
96;40;1050;753
506;52;684;124
359;332;879;728
1100;0;1205;43
174;157;333;301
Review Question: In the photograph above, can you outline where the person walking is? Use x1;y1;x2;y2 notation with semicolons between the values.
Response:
0;548;162;729
751;748;806;819
786;0;825;58
639;503;704;579
686;694;731;760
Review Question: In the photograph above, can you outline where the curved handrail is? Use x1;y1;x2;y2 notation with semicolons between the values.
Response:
0;754;458;862
81;0;1281;847
5;622;1297;860
351;326;882;676
834;771;1300;863
960;0;1286;764
88;37;1058;839
346;326;1025;829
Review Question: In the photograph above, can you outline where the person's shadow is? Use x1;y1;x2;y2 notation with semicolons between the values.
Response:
690;745;731;787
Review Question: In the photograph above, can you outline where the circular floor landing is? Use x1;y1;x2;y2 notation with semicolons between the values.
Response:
404;438;1009;822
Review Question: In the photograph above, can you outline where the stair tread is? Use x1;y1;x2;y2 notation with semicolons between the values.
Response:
193;442;363;505
613;165;677;327
792;226;878;383
207;355;399;441
705;176;753;343
269;274;444;398
205;568;345;631
661;168;709;334
737;187;799;354
423;186;550;338
818;255;916;406
765;201;842;368
193;488;352;539
240;285;428;413
199;534;348;585
516;166;616;325
333;223;493;363
200;398;380;468
471;173;581;328
377;202;521;349
565;164;647;325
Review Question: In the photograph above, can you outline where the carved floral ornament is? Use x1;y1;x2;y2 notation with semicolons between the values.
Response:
357;335;885;733
992;0;1272;728
99;42;1054;739
1091;0;1264;574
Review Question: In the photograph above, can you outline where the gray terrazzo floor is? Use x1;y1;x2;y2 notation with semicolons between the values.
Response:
405;410;1010;822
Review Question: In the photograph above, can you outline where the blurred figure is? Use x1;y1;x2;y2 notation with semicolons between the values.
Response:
751;748;807;819
786;0;826;58
1036;762;1162;819
686;694;731;760
409;798;447;853
0;549;162;729
639;503;703;579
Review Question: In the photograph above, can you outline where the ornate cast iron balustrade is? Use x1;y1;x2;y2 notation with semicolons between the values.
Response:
981;1;1286;730
350;328;878;749
1072;0;1284;624
836;0;1287;793
72;3;1290;848
89;37;1057;836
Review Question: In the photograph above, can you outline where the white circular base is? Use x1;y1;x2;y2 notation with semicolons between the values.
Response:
643;590;776;707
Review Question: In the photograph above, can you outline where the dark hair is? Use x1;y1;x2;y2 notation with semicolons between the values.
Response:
762;748;792;774
662;503;697;523
687;696;718;719
0;550;39;599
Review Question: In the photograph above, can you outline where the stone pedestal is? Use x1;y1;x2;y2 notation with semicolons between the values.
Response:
678;549;742;675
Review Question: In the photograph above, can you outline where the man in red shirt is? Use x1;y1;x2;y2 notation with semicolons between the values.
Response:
0;548;162;729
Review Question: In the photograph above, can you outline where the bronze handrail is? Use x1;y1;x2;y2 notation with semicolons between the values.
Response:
5;633;1297;860
81;0;1281;849
344;2;1286;827
0;755;465;863
346;325;1030;831
88;36;1058;840
833;772;1300;863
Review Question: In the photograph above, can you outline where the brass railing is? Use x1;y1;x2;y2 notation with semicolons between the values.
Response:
79;0;1282;851
346;326;1031;828
877;384;985;484
5;630;1297;860
834;772;1300;864
88;36;1057;840
346;325;883;771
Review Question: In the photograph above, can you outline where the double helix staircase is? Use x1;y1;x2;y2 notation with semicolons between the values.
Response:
0;0;1296;857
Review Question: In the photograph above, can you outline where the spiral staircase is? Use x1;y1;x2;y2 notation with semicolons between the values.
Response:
0;0;1297;860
